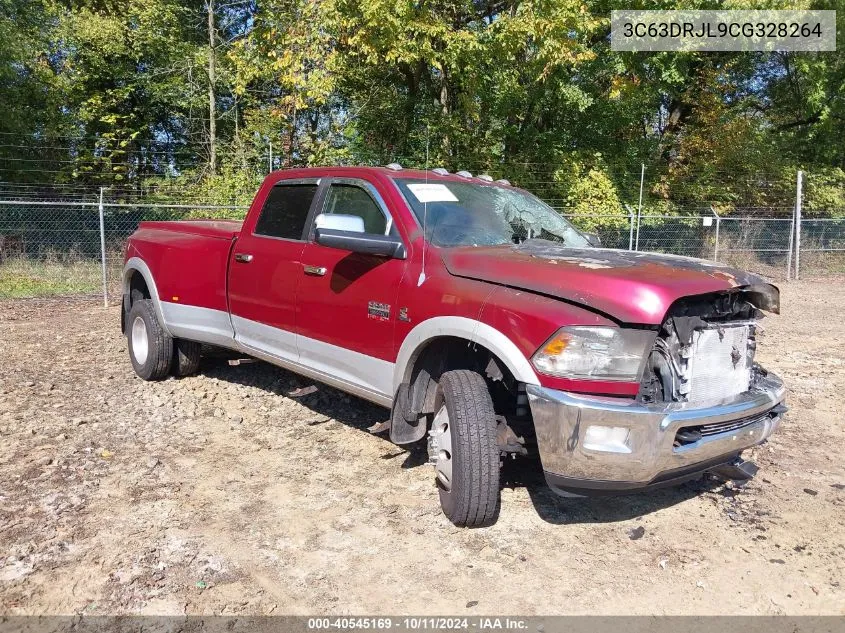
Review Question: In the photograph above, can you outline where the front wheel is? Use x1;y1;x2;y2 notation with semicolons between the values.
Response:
428;370;500;527
127;299;173;381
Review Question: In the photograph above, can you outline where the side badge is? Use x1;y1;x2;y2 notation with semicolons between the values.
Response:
398;307;410;322
368;301;391;321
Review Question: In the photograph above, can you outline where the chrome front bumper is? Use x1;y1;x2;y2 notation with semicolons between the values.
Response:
526;372;786;495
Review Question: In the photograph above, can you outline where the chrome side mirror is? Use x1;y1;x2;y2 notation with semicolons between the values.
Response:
315;213;365;233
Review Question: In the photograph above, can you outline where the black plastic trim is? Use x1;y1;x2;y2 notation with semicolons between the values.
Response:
314;228;407;259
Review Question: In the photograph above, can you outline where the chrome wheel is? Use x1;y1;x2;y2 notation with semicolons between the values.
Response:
428;405;453;491
131;315;149;365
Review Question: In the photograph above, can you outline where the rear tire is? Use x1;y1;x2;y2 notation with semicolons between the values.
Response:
431;370;500;527
127;299;173;381
172;339;201;376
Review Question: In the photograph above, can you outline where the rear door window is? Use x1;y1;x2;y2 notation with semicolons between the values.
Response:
254;183;319;240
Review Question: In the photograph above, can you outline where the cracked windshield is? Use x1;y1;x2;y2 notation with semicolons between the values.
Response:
395;178;591;248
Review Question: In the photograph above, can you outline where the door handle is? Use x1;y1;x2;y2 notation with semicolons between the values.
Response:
234;253;253;263
303;265;327;277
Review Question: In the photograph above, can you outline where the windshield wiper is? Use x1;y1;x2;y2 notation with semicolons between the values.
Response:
519;235;570;247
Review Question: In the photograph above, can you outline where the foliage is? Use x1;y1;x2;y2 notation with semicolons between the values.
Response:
804;168;845;217
553;158;627;231
0;0;842;217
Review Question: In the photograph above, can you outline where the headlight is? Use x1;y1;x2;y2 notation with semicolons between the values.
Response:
531;326;654;381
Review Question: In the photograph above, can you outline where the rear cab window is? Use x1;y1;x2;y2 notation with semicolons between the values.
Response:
254;183;319;240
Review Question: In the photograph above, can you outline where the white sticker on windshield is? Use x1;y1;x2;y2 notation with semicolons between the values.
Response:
407;183;458;203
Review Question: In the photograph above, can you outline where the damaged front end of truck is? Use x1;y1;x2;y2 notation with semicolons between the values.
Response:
526;283;787;496
639;285;779;407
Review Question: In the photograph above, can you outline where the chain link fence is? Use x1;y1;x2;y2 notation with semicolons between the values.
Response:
0;200;105;299
0;199;247;300
1;195;843;301
797;218;845;276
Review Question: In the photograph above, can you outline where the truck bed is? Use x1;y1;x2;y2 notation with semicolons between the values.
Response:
137;219;242;240
126;219;242;316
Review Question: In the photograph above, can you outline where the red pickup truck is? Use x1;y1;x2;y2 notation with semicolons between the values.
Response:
121;166;786;526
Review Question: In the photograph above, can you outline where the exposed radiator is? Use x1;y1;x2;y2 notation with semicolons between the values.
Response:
686;325;752;404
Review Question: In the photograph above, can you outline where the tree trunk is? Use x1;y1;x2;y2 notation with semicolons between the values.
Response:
207;0;217;174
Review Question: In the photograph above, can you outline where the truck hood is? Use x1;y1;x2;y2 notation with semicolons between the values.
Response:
440;240;779;325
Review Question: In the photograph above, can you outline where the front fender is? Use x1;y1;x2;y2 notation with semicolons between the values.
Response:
392;316;540;396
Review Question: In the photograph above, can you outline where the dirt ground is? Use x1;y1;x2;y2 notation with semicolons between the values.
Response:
1;279;844;616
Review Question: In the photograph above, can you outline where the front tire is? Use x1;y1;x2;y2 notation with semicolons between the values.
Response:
430;370;500;527
127;299;173;381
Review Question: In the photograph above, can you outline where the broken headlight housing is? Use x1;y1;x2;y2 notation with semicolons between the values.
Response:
531;326;655;382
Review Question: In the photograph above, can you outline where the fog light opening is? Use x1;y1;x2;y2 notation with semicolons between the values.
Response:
583;425;632;454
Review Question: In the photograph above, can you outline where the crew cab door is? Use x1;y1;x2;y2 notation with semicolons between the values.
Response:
227;179;321;362
296;178;408;398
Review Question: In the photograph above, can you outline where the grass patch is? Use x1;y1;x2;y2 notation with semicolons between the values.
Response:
798;250;845;276
0;257;106;298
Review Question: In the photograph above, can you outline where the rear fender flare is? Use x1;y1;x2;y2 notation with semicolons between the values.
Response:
123;257;171;336
393;316;540;396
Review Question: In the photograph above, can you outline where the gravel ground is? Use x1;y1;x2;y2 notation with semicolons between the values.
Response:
1;279;844;616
